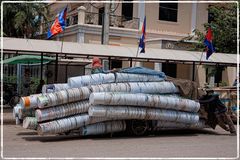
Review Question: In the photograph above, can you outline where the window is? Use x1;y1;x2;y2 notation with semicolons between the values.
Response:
122;0;133;20
110;60;122;69
159;0;178;22
72;15;78;25
98;7;104;25
205;66;224;86
66;18;70;26
162;63;177;78
214;66;224;84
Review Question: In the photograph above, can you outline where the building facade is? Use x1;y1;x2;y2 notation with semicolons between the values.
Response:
44;1;237;87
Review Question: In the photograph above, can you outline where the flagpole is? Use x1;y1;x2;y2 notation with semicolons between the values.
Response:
194;50;204;82
54;30;65;83
194;27;214;82
133;41;140;67
134;16;146;67
54;6;68;82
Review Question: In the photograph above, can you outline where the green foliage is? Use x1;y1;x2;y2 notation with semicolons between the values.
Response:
3;75;17;84
2;1;49;38
186;3;237;54
219;81;228;87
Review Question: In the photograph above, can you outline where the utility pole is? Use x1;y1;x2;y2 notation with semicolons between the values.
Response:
102;3;110;45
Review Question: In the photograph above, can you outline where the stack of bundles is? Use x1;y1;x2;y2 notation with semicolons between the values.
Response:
68;72;165;88
36;81;204;136
89;92;200;127
36;74;172;135
13;71;207;137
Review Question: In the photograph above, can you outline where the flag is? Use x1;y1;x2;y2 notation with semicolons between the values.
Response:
204;27;215;60
138;16;146;53
47;7;67;39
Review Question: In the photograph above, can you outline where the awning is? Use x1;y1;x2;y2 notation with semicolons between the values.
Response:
2;37;237;66
58;58;92;65
3;55;55;64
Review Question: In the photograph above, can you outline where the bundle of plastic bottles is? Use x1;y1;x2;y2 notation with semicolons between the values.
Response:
13;69;208;137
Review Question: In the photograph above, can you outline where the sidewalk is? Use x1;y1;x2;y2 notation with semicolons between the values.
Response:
2;105;15;125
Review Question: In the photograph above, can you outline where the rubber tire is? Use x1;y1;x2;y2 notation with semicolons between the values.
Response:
126;120;149;136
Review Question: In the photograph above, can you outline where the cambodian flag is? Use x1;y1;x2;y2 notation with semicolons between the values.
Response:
204;27;215;60
139;16;146;53
47;7;67;39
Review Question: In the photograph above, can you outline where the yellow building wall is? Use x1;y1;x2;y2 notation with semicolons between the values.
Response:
50;2;208;35
84;33;101;44
176;64;191;79
222;67;237;86
145;3;192;34
196;65;206;87
122;61;130;68
84;33;138;46
143;62;154;69
61;34;77;42
196;3;208;32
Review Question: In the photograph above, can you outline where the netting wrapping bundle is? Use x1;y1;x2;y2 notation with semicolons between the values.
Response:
88;106;199;124
68;73;116;88
90;92;200;112
68;73;165;88
37;87;91;108
90;81;179;94
37;114;109;135
35;101;90;122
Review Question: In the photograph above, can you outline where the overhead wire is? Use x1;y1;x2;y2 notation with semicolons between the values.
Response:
89;1;120;14
109;1;120;14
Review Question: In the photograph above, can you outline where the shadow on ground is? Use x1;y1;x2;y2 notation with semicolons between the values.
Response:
21;128;227;143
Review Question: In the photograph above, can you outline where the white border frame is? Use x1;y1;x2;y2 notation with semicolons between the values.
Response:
1;1;239;159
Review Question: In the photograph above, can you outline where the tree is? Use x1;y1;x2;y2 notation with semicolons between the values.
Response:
187;3;237;54
2;1;49;38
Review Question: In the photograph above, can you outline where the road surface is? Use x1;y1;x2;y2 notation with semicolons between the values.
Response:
1;123;238;159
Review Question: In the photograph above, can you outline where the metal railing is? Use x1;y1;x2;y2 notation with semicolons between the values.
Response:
41;12;139;34
85;12;140;29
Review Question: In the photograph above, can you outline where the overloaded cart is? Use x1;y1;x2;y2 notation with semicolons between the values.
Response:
13;67;227;137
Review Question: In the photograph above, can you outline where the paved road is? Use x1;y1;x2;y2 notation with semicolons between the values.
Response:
1;108;239;159
1;122;238;159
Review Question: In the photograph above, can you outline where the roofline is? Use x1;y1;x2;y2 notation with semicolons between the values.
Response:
3;49;237;67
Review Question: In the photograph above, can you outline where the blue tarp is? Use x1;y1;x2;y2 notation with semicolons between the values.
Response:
119;67;166;79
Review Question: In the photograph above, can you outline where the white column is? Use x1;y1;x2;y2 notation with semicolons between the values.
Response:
191;1;197;35
77;6;86;43
154;63;162;71
110;0;115;26
103;3;110;44
77;30;84;43
77;6;86;25
138;0;145;30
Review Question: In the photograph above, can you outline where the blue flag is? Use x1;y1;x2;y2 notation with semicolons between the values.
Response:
204;28;215;60
47;7;67;39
